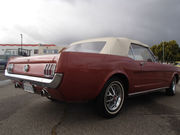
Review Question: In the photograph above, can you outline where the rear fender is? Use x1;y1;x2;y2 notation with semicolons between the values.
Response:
95;70;130;98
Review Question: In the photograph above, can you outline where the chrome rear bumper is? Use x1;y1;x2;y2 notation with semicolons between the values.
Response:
5;69;63;88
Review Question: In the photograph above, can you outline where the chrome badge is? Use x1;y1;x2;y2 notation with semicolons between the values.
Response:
24;64;30;72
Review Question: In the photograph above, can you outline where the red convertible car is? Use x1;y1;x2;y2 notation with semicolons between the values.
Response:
5;37;179;117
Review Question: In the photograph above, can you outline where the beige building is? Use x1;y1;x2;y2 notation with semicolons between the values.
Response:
0;44;65;56
38;45;64;55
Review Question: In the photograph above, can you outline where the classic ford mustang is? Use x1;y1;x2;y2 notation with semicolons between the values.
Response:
5;37;180;117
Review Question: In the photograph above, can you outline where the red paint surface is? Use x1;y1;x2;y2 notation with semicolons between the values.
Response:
9;54;60;78
8;52;179;102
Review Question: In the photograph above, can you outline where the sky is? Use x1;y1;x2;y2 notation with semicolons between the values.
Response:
0;0;180;46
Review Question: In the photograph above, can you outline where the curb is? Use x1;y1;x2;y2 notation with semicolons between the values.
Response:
0;79;12;87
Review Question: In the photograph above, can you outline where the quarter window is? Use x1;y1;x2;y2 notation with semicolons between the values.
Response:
131;44;154;62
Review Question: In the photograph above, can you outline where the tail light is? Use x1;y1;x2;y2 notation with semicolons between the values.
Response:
44;63;56;77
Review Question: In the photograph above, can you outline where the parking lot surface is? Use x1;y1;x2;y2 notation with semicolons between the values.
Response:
0;81;180;135
0;70;7;81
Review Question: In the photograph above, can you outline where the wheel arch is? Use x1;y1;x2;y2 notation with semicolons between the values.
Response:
174;73;179;84
109;73;129;96
96;72;130;98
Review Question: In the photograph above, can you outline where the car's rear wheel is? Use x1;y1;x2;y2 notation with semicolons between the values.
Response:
166;77;176;96
97;77;125;118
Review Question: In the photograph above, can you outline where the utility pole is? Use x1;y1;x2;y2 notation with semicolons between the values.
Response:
162;41;165;63
20;34;23;54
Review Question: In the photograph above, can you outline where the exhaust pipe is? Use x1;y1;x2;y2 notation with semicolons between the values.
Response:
15;82;21;88
41;88;49;97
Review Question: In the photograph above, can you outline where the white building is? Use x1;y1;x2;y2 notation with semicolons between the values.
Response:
0;44;65;56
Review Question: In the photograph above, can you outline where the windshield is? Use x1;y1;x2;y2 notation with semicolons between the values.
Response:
65;41;106;53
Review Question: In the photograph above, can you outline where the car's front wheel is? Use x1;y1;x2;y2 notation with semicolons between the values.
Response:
97;77;125;118
166;77;176;96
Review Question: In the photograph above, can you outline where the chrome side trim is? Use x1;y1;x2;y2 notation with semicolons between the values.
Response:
128;87;169;96
5;69;63;88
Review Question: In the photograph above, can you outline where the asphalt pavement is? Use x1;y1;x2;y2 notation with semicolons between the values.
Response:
0;70;7;81
0;80;180;135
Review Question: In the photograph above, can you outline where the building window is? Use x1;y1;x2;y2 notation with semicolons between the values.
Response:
43;49;47;54
54;49;58;54
43;49;58;54
34;49;39;54
47;50;52;54
6;51;11;55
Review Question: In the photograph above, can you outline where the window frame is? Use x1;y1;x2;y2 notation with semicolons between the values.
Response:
128;45;136;60
129;43;155;62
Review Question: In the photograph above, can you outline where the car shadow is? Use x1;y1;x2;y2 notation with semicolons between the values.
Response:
59;90;180;120
10;90;179;135
45;91;164;119
20;89;180;122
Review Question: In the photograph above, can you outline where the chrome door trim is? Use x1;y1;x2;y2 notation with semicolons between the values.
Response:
128;87;169;96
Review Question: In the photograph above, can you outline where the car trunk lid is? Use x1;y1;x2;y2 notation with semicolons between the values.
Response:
7;54;60;78
9;54;59;64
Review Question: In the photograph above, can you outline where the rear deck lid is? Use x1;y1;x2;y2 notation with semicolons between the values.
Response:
7;54;60;78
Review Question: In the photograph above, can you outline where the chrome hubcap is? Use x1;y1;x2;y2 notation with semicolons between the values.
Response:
104;81;124;113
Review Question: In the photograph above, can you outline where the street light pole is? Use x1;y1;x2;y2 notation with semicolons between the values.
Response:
20;34;23;54
162;41;164;63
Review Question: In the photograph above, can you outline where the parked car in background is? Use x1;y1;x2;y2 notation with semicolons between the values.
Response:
175;61;180;68
5;37;179;118
0;56;7;70
0;55;17;70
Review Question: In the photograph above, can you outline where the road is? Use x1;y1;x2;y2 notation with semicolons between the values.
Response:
0;79;180;135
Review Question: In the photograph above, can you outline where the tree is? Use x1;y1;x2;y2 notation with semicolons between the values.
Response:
176;48;180;61
151;40;180;63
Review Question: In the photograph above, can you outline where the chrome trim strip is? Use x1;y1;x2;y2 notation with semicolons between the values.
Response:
48;64;51;76
52;64;56;76
5;69;63;88
128;87;169;96
129;45;136;60
148;48;156;62
44;64;48;75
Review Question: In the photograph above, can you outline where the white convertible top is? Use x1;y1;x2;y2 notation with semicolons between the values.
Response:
70;37;149;56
